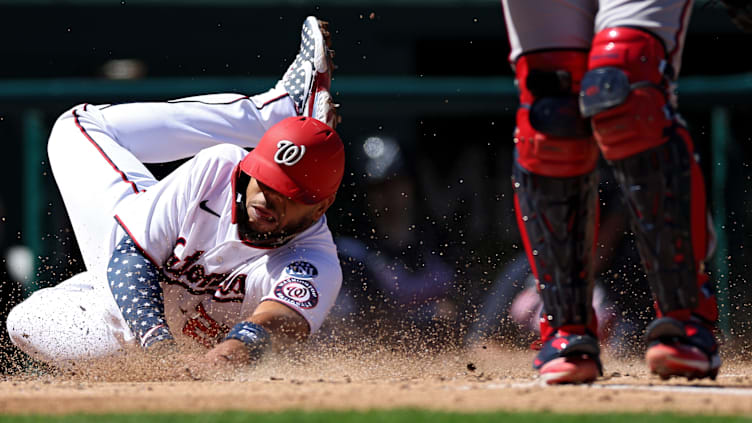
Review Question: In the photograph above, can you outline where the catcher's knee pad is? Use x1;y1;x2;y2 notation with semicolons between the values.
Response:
512;162;598;329
513;50;599;177
609;127;716;321
580;27;675;160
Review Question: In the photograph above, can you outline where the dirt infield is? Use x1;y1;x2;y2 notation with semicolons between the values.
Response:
1;344;751;416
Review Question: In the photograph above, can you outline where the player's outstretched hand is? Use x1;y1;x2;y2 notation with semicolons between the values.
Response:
202;339;253;367
181;340;252;380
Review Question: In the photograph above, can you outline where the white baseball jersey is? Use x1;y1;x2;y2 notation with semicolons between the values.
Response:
7;87;342;362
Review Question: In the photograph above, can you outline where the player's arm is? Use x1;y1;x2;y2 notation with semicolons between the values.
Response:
106;150;227;352
107;232;175;351
202;301;309;366
248;300;311;341
204;254;341;367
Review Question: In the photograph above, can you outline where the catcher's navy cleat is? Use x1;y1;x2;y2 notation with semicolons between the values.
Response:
645;316;721;381
276;16;339;128
533;327;602;385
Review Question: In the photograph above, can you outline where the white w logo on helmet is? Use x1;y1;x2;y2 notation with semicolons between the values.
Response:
274;140;306;166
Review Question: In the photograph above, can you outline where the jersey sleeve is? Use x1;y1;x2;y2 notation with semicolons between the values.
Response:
260;250;343;334
108;232;174;349
113;145;243;266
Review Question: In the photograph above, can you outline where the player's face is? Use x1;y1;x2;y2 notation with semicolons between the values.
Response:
241;177;330;242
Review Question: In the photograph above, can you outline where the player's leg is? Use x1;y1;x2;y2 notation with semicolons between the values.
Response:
502;0;602;384
273;16;338;128
4;110;155;362
82;16;337;166
581;0;720;379
47;105;159;272
6;271;133;364
502;0;597;61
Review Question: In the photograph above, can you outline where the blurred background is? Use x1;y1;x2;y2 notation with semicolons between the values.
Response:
0;0;750;364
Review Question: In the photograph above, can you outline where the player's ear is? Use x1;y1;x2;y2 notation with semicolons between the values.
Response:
311;194;336;220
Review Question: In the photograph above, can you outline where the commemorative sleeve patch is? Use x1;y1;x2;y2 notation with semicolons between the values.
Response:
284;261;319;278
274;278;319;309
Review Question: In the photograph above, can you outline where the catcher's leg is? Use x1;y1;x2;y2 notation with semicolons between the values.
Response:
511;50;602;384
580;26;720;380
6;272;134;364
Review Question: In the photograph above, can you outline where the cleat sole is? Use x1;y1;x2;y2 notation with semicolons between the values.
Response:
646;343;719;380
539;356;599;385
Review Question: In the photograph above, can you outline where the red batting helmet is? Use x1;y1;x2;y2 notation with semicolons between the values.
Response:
239;116;345;205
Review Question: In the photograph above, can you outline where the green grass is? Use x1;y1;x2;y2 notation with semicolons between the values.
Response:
2;410;752;423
